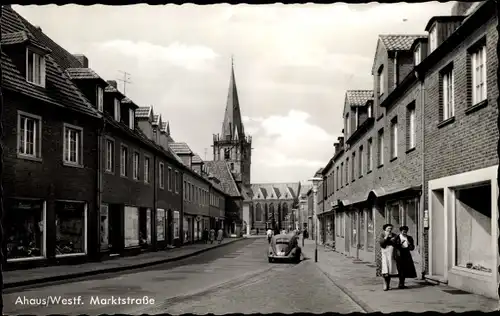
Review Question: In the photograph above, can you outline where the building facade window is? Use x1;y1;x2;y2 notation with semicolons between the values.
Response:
17;111;42;159
345;158;350;184
120;145;128;177
377;129;384;166
144;156;150;183
351;152;356;181
390;117;398;159
224;148;230;160
156;209;166;242
5;199;45;260
167;167;172;191
407;104;416;149
359;146;364;176
367;138;373;171
471;44;487;105
105;139;114;172
441;68;455;120
114;98;121;122
256;203;262;221
63;124;83;166
132;152;140;180
429;25;437;53
159;162;165;189
55;201;86;255
366;209;374;252
345;113;350;136
175;171;179;193
184;181;188;200
340;163;344;187
96;86;104;112
336;166;340;190
26;49;45;87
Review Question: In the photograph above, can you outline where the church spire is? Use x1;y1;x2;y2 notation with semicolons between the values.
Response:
221;56;245;140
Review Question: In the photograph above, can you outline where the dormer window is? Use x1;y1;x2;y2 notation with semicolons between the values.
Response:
114;98;121;122
128;108;135;129
429;25;438;53
345;113;350;135
26;48;46;87
355;107;359;128
96;86;104;112
367;102;373;118
378;66;385;95
414;44;421;65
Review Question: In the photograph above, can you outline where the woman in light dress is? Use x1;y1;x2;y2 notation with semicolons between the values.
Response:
379;223;398;291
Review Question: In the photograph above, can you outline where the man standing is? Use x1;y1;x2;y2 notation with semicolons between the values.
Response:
266;228;273;243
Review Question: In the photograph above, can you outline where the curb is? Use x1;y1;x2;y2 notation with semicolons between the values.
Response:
4;238;246;290
302;251;375;313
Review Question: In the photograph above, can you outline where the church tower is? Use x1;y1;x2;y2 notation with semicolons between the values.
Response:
212;59;252;188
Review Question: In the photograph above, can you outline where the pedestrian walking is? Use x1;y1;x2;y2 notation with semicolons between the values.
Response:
392;225;417;289
209;228;215;244
379;223;398;291
266;228;273;243
302;228;308;247
202;227;209;244
217;228;223;244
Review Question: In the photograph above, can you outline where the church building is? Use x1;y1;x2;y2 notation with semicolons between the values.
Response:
205;60;302;236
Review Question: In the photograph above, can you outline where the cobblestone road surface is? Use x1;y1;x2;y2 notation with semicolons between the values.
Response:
3;238;363;315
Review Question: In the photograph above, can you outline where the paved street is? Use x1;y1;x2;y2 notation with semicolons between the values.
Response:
3;238;364;315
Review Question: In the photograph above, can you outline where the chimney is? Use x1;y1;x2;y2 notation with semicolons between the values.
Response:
35;26;42;32
107;80;118;88
73;54;89;68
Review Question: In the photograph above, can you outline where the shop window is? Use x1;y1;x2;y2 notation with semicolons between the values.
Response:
454;183;492;273
55;201;86;256
139;208;151;247
366;209;374;252
351;212;357;248
388;203;400;228
156;209;166;242
359;211;365;250
404;199;419;246
100;204;109;251
184;217;191;243
173;211;180;239
124;206;139;248
5;199;45;260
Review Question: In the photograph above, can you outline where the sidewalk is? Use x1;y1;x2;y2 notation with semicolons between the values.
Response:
300;238;499;313
4;237;244;289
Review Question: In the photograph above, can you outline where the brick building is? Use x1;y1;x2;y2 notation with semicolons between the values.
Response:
314;0;498;299
1;5;235;270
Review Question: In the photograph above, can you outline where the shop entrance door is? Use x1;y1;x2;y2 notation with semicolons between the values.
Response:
108;204;123;255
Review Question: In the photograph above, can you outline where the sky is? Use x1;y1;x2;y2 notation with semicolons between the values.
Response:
14;2;455;184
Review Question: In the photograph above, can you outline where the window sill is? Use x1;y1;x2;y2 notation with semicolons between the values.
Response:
437;116;455;129
406;147;416;154
377;114;384;122
390;157;398;163
159;187;165;190
27;80;46;89
377;164;384;169
104;170;114;175
63;162;84;169
450;266;492;279
465;99;488;115
367;170;372;175
17;154;42;163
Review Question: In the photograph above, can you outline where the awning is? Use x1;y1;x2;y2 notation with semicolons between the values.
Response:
339;185;422;208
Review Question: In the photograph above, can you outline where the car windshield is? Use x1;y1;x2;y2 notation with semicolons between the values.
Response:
275;238;290;244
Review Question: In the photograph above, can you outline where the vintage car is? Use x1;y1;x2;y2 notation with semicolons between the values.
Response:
268;233;301;263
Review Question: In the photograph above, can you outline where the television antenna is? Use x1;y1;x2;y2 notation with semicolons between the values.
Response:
117;70;132;95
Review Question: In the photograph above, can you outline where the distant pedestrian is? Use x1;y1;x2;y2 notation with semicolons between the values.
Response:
266;228;273;243
209;228;215;244
302;229;309;246
203;228;209;244
393;226;417;289
379;224;398;291
217;228;223;244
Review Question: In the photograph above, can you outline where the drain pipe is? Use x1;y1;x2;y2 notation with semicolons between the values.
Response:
415;69;426;280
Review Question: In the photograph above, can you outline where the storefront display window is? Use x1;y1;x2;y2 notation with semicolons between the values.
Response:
55;201;86;255
388;203;400;228
5;199;45;260
359;211;365;250
124;206;139;248
139;208;152;247
156;209;166;242
173;211;180;239
405;199;419;246
454;184;493;273
100;204;109;251
366;209;374;252
183;217;190;243
351;212;357;247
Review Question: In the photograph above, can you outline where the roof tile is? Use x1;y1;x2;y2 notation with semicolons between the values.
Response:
346;90;374;107
379;34;427;51
192;154;203;164
66;68;101;80
168;142;192;155
205;161;241;197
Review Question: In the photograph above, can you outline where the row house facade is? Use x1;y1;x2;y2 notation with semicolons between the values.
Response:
1;5;231;270
315;0;498;299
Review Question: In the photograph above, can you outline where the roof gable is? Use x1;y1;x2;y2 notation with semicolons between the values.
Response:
371;34;427;74
205;161;241;197
135;106;152;119
168;142;193;155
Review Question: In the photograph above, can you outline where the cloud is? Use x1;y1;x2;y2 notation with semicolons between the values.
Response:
95;40;219;71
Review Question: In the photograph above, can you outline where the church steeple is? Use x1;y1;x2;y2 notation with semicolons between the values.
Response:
221;57;245;140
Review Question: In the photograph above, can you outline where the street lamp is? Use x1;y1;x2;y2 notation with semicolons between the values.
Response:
309;177;322;263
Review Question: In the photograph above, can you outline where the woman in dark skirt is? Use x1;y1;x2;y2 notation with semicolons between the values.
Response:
392;225;417;289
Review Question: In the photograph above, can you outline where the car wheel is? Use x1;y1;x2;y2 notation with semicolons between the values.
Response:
268;258;273;263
